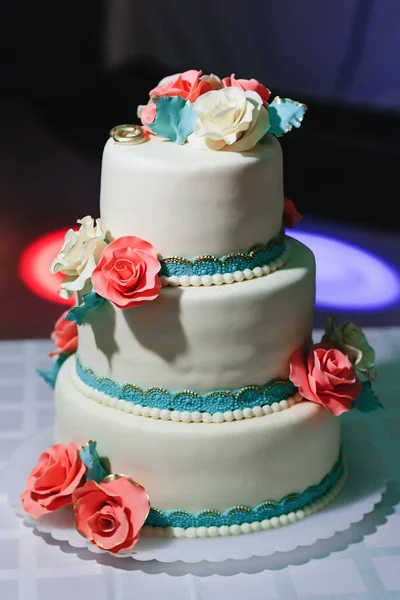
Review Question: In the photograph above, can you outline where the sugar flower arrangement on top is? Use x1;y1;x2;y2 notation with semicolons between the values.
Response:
136;69;307;151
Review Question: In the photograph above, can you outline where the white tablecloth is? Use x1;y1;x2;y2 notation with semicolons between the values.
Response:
0;330;399;599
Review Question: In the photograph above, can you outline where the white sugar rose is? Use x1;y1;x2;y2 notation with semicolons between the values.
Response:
200;73;223;90
322;318;376;381
50;216;107;299
187;87;270;151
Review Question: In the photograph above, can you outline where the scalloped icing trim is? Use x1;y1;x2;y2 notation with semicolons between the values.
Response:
161;244;290;287
72;356;301;421
142;455;346;538
159;229;288;287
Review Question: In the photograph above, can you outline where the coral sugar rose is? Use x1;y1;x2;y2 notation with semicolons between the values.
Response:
223;73;271;107
289;343;361;416
21;443;86;519
73;476;150;553
92;236;161;309
149;69;213;102
282;198;302;229
139;69;214;131
49;310;78;357
137;100;157;131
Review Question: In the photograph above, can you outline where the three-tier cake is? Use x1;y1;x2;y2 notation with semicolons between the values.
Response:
21;70;379;553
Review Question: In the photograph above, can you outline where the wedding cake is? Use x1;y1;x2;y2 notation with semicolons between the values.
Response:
21;70;379;554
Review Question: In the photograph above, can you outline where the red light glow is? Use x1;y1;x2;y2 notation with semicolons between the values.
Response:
18;230;74;305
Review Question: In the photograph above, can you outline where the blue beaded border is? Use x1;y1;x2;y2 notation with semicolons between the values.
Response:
146;452;344;529
75;355;297;415
159;227;285;278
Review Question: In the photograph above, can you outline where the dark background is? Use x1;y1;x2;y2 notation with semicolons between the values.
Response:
1;1;399;339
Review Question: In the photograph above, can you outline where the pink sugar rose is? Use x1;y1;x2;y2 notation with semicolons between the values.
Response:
49;310;78;357
149;69;213;102
73;476;150;553
92;236;161;309
21;443;87;519
138;100;157;132
289;343;361;416
283;197;302;228
222;73;271;106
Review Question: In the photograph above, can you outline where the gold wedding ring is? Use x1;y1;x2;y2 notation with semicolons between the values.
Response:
109;124;147;144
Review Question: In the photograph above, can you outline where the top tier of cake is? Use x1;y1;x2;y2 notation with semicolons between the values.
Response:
100;134;283;258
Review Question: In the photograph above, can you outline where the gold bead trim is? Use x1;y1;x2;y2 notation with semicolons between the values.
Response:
121;383;142;395
193;255;223;266
173;390;201;399
162;256;192;267
227;506;253;516
98;377;117;387
144;386;169;398
199;509;221;517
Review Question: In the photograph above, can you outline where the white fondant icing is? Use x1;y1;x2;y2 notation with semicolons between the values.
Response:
55;357;341;513
139;468;347;538
77;237;315;392
70;358;302;421
100;134;283;257
160;244;290;287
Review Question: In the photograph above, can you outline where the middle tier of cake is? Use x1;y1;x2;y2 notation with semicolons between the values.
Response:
77;237;315;395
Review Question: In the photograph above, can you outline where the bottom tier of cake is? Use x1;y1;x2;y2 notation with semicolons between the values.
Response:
54;356;343;537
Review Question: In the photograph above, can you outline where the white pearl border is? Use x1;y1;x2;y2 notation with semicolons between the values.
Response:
160;245;290;288
141;466;347;539
70;360;303;423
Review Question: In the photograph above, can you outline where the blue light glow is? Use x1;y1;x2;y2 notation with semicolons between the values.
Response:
289;231;400;310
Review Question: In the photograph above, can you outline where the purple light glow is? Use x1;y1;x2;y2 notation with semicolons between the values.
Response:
289;230;400;310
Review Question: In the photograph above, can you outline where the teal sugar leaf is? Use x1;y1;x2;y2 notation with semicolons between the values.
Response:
37;353;68;389
66;290;105;326
267;96;307;138
148;95;197;144
353;381;383;413
80;441;109;483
